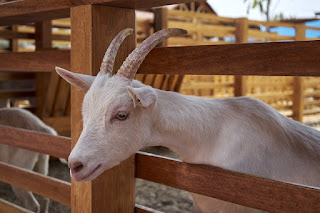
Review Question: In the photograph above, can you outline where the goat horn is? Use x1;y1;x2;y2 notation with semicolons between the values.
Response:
99;28;134;75
117;28;187;80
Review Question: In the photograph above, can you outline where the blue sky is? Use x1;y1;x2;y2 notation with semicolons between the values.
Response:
208;0;320;38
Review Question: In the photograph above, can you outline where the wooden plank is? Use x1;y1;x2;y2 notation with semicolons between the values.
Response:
52;77;70;116
0;50;70;72
0;198;33;213
0;162;71;206
0;0;202;26
0;72;35;80
167;9;235;24
35;21;52;117
43;116;70;134
0;124;70;159
168;21;236;38
234;18;248;97
2;40;320;76
0;30;34;39
138;40;320;76
136;152;320;212
70;5;136;213
292;24;306;122
42;72;60;117
248;29;294;41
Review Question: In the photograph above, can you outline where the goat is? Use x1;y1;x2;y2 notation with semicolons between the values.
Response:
0;107;56;213
56;28;320;213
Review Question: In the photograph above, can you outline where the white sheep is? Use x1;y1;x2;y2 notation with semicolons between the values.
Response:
56;28;320;213
0;107;56;213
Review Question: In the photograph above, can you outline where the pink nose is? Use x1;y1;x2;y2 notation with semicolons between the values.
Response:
68;161;84;173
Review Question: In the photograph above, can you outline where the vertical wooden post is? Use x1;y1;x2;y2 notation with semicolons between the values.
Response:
154;7;168;46
9;25;19;52
292;23;306;122
35;21;52;117
234;18;248;97
70;5;136;213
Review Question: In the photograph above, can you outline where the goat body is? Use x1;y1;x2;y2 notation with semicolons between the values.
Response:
0;108;57;213
56;28;320;213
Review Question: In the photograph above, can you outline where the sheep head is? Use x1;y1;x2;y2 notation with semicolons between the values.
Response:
56;28;187;181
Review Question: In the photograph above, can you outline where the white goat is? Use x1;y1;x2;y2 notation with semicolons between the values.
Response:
56;28;320;213
0;107;56;213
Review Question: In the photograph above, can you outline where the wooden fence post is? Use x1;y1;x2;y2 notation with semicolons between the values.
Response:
292;23;306;122
234;18;248;97
35;21;52;117
70;5;136;213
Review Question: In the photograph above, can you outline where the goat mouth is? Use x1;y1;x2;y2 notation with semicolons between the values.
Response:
74;164;102;181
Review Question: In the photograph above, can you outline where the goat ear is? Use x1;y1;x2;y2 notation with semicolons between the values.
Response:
55;67;95;91
127;86;157;108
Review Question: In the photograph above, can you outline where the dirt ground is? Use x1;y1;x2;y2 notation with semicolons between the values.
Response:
0;146;194;213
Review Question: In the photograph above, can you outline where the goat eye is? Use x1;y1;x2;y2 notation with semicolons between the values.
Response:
116;112;128;120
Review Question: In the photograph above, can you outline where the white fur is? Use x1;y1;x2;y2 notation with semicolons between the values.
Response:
0;108;57;213
57;68;320;213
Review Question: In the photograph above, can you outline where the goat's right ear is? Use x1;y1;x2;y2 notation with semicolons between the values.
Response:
55;67;95;91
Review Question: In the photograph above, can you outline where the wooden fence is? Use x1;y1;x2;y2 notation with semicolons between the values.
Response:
1;7;319;131
0;0;320;212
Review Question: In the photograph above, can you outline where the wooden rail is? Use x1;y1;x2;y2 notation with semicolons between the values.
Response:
136;152;320;212
0;162;71;206
0;124;70;159
1;40;320;76
0;0;202;26
0;198;33;213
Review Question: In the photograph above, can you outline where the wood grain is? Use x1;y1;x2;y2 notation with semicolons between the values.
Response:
136;152;320;213
0;0;202;26
70;5;135;213
0;124;70;159
1;40;320;76
0;162;71;206
0;198;33;213
138;40;320;76
0;50;70;72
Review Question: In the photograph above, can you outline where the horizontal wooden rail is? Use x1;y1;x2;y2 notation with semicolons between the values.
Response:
0;124;70;159
138;40;320;76
0;50;70;72
136;152;320;212
0;0;201;26
0;198;33;213
1;40;320;76
0;162;71;206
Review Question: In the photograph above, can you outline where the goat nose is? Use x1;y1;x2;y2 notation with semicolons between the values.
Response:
68;161;84;173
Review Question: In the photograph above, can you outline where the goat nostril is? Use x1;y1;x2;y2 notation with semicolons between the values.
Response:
69;161;84;173
74;164;83;172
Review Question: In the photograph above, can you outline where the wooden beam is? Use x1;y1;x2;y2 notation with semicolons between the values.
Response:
138;40;320;76
0;124;70;159
1;40;320;76
35;20;52;117
234;17;248;97
70;5;136;213
292;23;306;122
0;0;202;26
136;152;320;212
0;162;71;206
0;198;33;213
0;50;70;72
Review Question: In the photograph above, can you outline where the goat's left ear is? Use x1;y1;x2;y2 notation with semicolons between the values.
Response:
127;86;157;108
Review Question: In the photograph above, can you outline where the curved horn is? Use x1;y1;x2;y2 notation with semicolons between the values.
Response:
117;28;187;80
99;28;134;75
